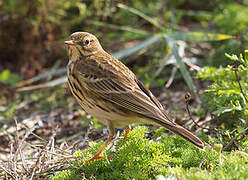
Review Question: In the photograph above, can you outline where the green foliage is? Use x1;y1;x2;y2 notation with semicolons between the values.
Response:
207;1;248;66
1;0;240;89
0;0;106;31
51;170;79;180
213;2;248;36
50;127;248;179
0;86;70;127
196;51;248;128
1;0;30;15
114;3;233;92
0;69;21;86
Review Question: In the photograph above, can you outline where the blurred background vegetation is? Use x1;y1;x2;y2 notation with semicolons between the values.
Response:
0;0;248;178
1;0;247;78
1;0;248;123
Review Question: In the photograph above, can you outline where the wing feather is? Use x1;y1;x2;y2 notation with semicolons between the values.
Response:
77;74;175;127
74;56;175;127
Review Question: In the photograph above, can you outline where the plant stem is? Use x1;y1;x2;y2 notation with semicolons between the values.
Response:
234;70;248;103
223;127;248;151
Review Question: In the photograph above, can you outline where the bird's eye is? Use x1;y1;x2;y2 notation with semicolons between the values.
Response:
85;38;90;45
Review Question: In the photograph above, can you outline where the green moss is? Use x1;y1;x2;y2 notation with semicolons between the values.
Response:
50;127;248;179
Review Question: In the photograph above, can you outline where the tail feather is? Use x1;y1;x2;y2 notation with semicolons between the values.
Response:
157;121;205;149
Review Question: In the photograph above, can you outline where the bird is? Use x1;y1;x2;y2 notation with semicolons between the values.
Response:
64;32;205;162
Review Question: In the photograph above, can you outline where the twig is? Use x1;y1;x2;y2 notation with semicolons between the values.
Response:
22;124;72;155
223;127;248;151
17;67;66;88
0;165;16;179
25;142;72;158
234;70;247;103
165;66;177;88
16;76;67;92
184;92;220;134
184;58;202;71
14;117;34;174
30;126;59;179
199;147;212;168
31;165;71;177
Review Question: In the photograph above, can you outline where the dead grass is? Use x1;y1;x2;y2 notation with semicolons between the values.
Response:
0;117;74;179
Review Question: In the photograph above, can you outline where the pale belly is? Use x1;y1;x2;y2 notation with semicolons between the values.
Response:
78;98;140;129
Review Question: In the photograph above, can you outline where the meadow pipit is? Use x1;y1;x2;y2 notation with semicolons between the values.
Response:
65;32;205;162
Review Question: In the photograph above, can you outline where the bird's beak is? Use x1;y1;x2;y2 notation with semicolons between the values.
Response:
64;40;75;45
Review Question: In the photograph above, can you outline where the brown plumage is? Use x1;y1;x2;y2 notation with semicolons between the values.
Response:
65;32;205;161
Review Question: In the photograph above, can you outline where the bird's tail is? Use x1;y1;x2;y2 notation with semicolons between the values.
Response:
156;121;205;149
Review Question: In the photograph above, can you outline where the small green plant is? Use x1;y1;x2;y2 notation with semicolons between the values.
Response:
196;51;248;151
0;69;21;86
196;50;248;129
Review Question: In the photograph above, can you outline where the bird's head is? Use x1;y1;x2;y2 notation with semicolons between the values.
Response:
65;32;103;60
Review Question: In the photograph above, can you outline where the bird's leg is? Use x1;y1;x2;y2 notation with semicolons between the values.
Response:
119;126;131;148
107;126;131;160
86;122;114;162
86;135;113;162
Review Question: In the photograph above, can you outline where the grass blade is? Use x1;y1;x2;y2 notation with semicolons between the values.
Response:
163;34;196;93
170;31;234;42
113;35;160;59
90;21;149;36
17;76;67;92
117;3;164;31
17;68;66;87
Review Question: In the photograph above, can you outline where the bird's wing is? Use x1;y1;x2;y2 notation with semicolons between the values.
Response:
75;59;176;127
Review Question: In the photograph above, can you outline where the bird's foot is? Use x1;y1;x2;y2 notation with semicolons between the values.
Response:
86;155;106;162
